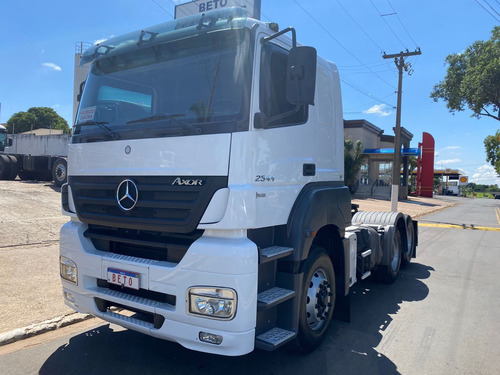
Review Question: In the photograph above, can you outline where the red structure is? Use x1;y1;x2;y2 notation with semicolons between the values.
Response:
416;132;435;198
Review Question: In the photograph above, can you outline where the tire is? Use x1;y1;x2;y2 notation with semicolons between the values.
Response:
0;155;11;180
52;158;67;187
401;219;415;266
375;229;402;284
296;247;335;353
6;155;18;180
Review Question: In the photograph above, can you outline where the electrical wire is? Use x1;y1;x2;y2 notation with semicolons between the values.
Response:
292;0;396;90
152;0;174;18
483;0;500;17
473;0;500;21
386;0;420;48
369;0;407;49
335;0;384;52
340;77;396;108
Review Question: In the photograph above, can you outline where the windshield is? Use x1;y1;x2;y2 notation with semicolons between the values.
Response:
73;29;252;143
0;131;7;152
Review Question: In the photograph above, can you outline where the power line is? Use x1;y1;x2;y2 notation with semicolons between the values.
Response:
473;0;500;21
292;0;396;90
483;0;500;17
386;0;420;48
340;77;396;108
369;0;407;49
152;0;174;18
335;0;384;52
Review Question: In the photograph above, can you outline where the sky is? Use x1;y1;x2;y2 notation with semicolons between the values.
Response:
0;0;499;185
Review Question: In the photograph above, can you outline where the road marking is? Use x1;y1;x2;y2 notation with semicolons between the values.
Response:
496;207;500;225
419;223;500;232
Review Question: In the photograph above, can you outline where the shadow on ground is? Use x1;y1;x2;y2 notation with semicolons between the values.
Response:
40;262;433;375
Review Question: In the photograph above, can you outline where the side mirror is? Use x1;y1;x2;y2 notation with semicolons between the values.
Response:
286;46;317;106
8;138;12;147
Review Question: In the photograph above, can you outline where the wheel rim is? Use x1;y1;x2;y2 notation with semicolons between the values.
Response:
305;268;332;331
55;164;66;182
391;232;401;271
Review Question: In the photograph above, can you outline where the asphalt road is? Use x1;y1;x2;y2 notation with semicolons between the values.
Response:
1;197;499;375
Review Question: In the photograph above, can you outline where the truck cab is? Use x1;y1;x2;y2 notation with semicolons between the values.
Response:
0;125;8;152
60;7;416;356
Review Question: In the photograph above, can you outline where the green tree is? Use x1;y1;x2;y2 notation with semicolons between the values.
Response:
484;130;500;176
6;107;70;134
408;156;418;192
344;139;366;193
430;26;500;121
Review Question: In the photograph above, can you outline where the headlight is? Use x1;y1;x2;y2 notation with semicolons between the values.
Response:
60;256;78;285
188;287;237;320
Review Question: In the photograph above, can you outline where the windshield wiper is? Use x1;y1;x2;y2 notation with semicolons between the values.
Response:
127;114;202;136
126;114;184;124
74;120;121;140
76;120;110;127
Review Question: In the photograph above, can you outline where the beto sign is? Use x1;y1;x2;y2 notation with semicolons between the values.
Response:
175;0;261;20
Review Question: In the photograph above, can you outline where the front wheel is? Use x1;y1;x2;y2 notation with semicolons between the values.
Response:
296;247;335;353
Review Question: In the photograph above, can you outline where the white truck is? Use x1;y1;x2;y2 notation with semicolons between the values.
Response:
59;7;418;356
0;125;69;186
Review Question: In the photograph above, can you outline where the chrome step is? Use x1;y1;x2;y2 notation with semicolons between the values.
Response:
259;246;294;263
257;287;295;310
256;327;296;350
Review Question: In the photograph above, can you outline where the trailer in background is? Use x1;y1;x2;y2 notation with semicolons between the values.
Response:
0;126;70;186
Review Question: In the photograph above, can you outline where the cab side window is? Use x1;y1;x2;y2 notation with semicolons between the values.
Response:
259;43;308;127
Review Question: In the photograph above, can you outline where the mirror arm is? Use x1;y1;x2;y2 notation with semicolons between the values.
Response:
261;27;296;47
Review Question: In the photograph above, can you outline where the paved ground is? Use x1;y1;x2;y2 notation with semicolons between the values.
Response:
2;197;498;374
0;180;457;345
0;181;75;340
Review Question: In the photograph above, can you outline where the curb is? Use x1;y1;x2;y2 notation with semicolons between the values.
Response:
0;313;91;347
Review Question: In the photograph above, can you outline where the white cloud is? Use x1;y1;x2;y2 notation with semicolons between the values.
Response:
42;62;62;72
470;164;500;185
437;158;462;165
362;104;392;117
442;146;461;150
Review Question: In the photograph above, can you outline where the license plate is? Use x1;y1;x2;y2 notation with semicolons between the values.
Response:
107;268;140;290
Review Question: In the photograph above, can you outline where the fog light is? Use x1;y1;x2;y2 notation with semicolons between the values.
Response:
64;291;75;303
199;331;223;345
188;287;237;320
60;256;78;285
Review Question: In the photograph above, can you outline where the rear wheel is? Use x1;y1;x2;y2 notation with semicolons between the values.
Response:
52;158;67;186
402;219;415;266
0;155;11;180
6;155;18;180
375;229;402;284
296;247;335;353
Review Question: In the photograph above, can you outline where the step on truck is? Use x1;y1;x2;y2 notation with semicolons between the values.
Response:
0;125;69;186
59;7;418;356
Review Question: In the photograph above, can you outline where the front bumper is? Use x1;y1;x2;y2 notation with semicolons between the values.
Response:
60;221;258;356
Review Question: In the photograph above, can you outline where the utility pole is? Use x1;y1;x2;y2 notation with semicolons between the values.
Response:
383;48;421;212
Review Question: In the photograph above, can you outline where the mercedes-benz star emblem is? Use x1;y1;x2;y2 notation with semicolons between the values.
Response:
116;179;138;211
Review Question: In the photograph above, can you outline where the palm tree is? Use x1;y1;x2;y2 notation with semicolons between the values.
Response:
344;139;366;193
